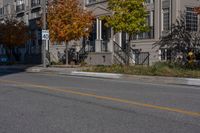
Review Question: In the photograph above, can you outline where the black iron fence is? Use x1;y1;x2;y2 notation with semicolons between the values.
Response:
134;52;150;65
113;41;150;65
113;41;128;64
77;41;95;63
101;40;108;52
85;41;95;52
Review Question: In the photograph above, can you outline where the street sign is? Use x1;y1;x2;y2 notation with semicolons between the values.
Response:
42;30;49;40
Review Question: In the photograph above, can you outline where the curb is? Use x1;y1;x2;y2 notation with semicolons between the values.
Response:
23;67;200;87
185;78;200;86
122;74;200;87
70;71;122;79
27;68;41;72
69;72;200;87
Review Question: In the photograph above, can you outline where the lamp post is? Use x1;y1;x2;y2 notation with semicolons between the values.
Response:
42;0;47;67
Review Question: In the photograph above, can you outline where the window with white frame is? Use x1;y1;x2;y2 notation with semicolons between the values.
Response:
16;0;24;5
162;8;170;31
87;0;97;4
0;7;3;16
145;0;154;4
186;7;198;31
145;0;151;3
133;11;155;40
16;0;25;12
31;0;41;7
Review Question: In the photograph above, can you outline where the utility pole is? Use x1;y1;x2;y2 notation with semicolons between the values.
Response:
42;0;47;67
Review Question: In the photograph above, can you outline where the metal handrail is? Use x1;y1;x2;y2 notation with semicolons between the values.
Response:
77;41;95;63
113;41;128;64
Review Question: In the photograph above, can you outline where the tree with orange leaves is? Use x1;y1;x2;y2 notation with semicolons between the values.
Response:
47;0;94;64
0;18;31;62
194;6;200;14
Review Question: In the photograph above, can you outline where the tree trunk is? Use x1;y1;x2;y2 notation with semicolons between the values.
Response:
126;34;132;66
6;47;13;64
65;42;69;65
6;47;16;64
5;48;10;59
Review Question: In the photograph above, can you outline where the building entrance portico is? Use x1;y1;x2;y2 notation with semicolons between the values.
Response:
94;18;111;53
83;16;113;65
85;5;112;53
83;4;128;65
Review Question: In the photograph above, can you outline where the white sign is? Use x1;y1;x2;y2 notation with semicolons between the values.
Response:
42;30;49;40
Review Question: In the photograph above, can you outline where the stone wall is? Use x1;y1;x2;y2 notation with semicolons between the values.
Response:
85;52;113;66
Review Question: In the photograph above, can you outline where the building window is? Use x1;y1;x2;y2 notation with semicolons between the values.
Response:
145;0;154;4
0;7;3;16
160;49;166;60
16;0;25;12
31;0;41;7
145;0;151;3
86;0;106;5
133;11;154;40
162;8;170;31
87;0;97;4
186;7;198;31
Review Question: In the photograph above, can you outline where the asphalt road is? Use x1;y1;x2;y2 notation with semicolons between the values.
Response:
0;71;200;133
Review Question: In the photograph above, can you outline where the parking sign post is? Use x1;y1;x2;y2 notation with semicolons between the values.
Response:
42;30;49;51
42;30;49;67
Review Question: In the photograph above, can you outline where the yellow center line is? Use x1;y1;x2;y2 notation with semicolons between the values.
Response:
0;79;200;117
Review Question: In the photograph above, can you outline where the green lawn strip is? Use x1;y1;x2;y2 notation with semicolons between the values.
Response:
84;63;200;78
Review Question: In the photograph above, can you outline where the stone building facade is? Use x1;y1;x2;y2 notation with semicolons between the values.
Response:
0;0;199;65
83;0;200;65
0;0;44;64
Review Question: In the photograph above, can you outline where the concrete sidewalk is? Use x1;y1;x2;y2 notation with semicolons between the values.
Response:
1;65;200;87
0;65;83;73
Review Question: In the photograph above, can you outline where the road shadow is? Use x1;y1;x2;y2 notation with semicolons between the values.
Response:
0;52;44;77
0;64;41;77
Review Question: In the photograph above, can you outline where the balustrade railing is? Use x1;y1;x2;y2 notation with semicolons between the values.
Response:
31;0;41;7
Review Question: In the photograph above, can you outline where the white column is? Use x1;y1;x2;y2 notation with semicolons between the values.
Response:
150;11;154;27
158;49;161;60
113;34;116;41
95;18;101;52
83;0;86;10
99;19;102;40
96;18;99;40
119;32;122;47
154;0;161;40
108;28;114;52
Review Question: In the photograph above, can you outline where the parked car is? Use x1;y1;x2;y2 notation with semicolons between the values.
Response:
0;55;9;64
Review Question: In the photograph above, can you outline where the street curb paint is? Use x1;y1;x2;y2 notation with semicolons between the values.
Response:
70;71;122;79
186;78;200;86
